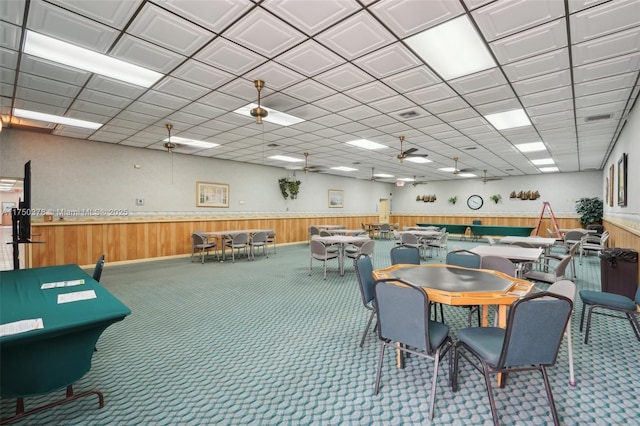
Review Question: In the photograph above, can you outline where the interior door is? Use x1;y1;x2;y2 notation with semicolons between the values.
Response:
379;198;389;223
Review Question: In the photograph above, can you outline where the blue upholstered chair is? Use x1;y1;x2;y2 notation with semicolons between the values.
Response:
579;286;640;344
446;249;482;326
390;245;420;265
374;278;452;420
452;292;573;426
354;254;377;347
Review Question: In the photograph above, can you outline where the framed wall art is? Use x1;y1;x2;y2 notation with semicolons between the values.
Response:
328;189;343;208
617;153;627;207
196;182;229;208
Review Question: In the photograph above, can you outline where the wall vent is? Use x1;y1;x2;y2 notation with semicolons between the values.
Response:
399;110;419;119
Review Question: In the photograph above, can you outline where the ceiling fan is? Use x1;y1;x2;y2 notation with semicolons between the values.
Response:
451;157;475;175
480;169;502;183
302;152;326;173
250;79;268;124
163;123;176;153
396;136;429;163
370;167;377;182
411;175;429;186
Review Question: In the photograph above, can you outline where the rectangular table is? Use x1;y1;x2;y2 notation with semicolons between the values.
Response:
314;235;371;276
205;229;273;261
1;265;131;423
470;245;544;263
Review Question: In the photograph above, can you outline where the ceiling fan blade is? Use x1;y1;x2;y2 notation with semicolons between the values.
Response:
402;147;418;156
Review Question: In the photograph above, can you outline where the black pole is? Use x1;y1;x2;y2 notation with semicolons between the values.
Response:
11;208;20;270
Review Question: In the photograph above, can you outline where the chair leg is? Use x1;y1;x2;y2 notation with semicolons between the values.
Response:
481;367;500;426
626;312;640;341
566;323;576;386
360;310;376;348
374;341;387;395
579;304;587;332
584;306;594;344
541;366;561;426
428;350;442;420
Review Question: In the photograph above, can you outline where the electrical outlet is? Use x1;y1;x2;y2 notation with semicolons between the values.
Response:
136;198;144;206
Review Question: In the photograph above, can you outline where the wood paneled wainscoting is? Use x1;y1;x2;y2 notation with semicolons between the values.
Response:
603;219;640;285
28;215;380;268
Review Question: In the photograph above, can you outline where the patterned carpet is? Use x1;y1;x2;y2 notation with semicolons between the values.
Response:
2;238;639;425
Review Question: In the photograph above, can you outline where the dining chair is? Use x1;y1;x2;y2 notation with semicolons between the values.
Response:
427;232;449;257
579;231;609;264
378;223;391;240
480;255;515;277
563;230;587;252
308;226;320;242
446;250;482;326
354;254;377;347
547;280;577;386
390;245;420;265
266;230;276;255
522;255;571;286
249;231;268;260
400;232;422;257
374;278;452;420
92;254;105;282
579;285;640;344
346;239;375;264
309;239;339;280
191;232;217;264
452;292;573;426
224;233;249;263
543;242;579;279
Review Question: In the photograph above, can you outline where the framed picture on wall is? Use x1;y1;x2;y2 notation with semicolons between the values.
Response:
617;153;627;206
608;164;614;207
196;182;229;208
328;189;343;208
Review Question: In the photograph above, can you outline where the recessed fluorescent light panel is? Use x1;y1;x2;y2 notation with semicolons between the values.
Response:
374;173;394;178
268;155;304;163
24;31;162;88
484;109;531;130
516;142;546;153
233;104;304;126
346;139;388;150
331;166;358;172
163;136;218;149
405;15;496;80
405;157;432;164
539;167;559;173
13;108;102;129
531;158;555;166
438;167;456;172
457;173;477;178
398;177;415;182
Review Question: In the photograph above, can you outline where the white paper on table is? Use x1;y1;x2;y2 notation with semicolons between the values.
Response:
0;318;44;337
41;279;85;289
57;289;97;304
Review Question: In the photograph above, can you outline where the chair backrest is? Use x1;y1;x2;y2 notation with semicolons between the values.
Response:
487;236;496;246
93;254;105;282
252;231;267;243
375;279;434;353
446;249;481;269
472;219;482;225
192;232;207;245
393;222;400;230
231;232;248;245
309;226;320;236
564;230;586;244
310;239;329;257
319;230;332;237
498;292;572;369
390;246;420;265
433;232;449;247
400;232;419;245
354;254;375;306
553;255;572;279
380;223;391;231
359;239;376;257
635;286;640;305
567;241;579;257
547;280;576;303
481;255;516;277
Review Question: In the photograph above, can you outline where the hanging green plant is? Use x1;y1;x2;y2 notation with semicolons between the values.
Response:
448;196;457;204
288;180;301;200
278;178;289;199
490;194;502;204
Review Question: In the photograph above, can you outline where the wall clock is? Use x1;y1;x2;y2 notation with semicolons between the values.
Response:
467;195;483;210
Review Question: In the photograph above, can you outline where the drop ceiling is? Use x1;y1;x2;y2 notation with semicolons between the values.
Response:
1;0;639;183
